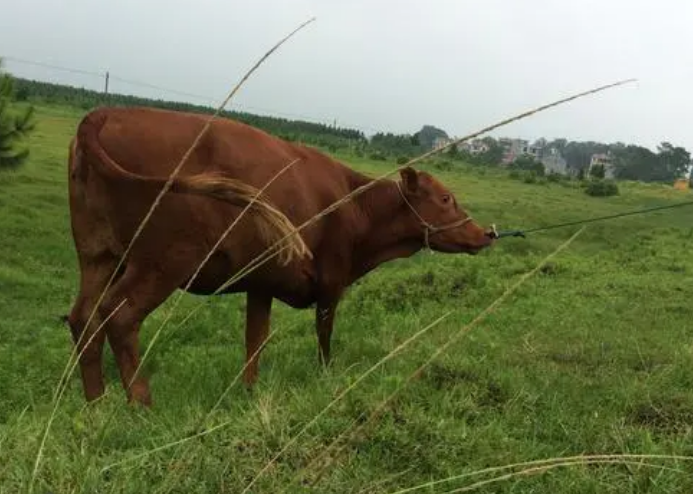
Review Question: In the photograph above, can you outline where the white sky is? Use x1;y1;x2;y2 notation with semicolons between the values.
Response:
1;0;692;152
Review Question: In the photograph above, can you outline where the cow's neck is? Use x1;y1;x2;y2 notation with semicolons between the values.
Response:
350;176;423;279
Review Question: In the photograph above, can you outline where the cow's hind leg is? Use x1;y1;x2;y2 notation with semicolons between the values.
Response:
243;291;273;388
98;263;186;406
67;254;122;402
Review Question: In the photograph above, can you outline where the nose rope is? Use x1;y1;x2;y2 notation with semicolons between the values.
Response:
396;181;474;252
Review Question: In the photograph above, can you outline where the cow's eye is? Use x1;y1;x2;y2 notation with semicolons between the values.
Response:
442;194;451;204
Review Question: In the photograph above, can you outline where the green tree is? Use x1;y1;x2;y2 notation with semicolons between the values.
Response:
547;138;568;154
612;145;659;181
510;154;545;176
612;142;690;183
414;125;448;150
0;61;36;169
479;136;504;165
589;164;605;179
562;140;610;174
656;142;691;181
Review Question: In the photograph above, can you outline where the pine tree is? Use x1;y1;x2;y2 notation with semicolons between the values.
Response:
0;58;35;170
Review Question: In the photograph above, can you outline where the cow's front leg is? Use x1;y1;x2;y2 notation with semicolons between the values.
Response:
243;291;273;388
316;292;343;367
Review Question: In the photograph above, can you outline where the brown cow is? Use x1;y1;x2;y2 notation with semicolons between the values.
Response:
65;106;496;406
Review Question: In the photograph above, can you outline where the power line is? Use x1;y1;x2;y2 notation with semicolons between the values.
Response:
107;74;218;105
2;55;104;78
2;54;384;134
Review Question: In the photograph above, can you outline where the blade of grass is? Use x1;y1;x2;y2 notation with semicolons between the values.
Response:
437;458;690;494
387;454;693;494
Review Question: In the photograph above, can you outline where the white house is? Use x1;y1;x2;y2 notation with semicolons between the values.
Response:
589;153;616;179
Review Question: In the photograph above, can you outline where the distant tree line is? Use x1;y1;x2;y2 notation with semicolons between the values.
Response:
13;78;366;151
8;77;692;184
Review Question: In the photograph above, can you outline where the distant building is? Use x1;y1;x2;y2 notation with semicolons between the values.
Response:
432;136;455;150
498;138;545;164
541;148;568;175
457;138;489;155
499;138;529;164
524;139;545;160
589;153;616;179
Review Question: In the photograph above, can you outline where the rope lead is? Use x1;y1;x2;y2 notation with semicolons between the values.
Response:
494;198;693;239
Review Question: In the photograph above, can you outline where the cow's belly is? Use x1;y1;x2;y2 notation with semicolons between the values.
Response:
181;251;318;309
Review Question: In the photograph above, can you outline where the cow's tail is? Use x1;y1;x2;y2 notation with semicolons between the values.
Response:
171;174;312;264
75;109;312;265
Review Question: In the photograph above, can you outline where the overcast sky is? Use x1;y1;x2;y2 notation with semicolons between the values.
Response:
2;0;691;151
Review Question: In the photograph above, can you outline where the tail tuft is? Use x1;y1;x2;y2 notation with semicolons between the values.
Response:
175;174;312;265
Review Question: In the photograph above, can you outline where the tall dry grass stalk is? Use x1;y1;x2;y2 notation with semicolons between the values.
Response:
139;319;303;494
95;79;636;489
28;297;127;493
97;79;640;439
355;468;414;494
28;17;316;494
99;313;454;477
133;157;304;386
73;159;304;422
86;157;305;462
97;324;295;479
83;158;307;490
290;228;586;489
175;172;311;264
238;311;454;494
143;77;638;345
420;455;692;494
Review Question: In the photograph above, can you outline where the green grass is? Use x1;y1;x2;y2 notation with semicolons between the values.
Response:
1;104;693;493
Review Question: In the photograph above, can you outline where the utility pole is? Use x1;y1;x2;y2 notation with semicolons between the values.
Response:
104;71;110;95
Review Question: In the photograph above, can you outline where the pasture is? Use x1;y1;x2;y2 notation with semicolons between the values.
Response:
1;104;693;493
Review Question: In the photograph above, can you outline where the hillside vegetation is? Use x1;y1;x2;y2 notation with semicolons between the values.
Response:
13;78;692;185
1;104;692;493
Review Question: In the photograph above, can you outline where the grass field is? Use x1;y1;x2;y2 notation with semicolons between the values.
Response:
1;104;693;493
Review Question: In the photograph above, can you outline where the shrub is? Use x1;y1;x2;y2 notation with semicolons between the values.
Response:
0;59;35;170
396;156;410;165
585;179;619;197
522;171;538;184
590;164;606;179
547;172;562;183
510;155;545;176
433;160;454;171
369;151;387;161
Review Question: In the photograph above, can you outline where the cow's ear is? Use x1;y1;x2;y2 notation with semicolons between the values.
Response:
399;166;419;193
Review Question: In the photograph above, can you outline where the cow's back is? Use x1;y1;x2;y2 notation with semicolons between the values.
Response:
92;106;357;228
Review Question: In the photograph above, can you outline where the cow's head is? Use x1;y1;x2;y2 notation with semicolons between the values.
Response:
397;166;496;254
